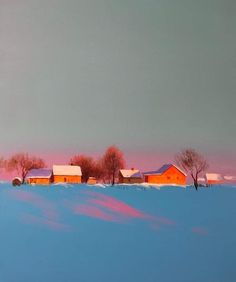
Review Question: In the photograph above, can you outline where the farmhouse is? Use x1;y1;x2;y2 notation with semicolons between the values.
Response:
143;164;186;185
119;169;143;184
53;165;82;184
205;173;223;186
26;169;53;185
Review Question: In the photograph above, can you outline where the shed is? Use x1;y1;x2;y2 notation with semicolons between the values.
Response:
87;177;97;185
143;164;186;185
26;169;53;185
205;173;223;186
53;165;82;184
12;177;22;187
119;169;143;184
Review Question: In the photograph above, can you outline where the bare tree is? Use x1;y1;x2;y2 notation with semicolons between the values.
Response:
70;155;95;183
175;148;208;190
102;146;125;185
6;153;46;184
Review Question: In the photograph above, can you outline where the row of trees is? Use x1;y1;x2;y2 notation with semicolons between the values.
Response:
70;146;125;185
0;146;125;185
0;147;208;189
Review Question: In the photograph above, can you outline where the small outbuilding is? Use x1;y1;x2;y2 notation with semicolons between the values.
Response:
205;173;223;186
87;177;97;185
119;169;143;184
53;165;82;184
143;164;186;186
12;177;22;187
26;169;53;185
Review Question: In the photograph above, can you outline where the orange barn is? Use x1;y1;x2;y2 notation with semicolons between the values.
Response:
26;169;53;185
119;169;143;184
53;165;82;184
143;164;186;186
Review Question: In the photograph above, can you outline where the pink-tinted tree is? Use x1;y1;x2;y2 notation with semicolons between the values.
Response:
102;146;125;185
0;157;5;177
175;148;208;190
70;155;95;183
6;153;46;184
93;158;106;182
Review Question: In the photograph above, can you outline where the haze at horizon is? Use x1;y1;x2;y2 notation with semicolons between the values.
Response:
0;0;235;170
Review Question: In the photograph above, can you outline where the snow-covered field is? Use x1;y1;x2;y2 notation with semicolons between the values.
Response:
0;183;236;282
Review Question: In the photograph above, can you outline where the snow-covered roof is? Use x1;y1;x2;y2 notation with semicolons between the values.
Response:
224;175;236;181
12;177;22;182
26;169;52;179
197;177;206;182
206;173;223;181
120;169;143;178
143;164;187;176
53;165;82;176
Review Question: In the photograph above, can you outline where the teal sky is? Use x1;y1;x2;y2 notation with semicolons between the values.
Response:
0;0;235;170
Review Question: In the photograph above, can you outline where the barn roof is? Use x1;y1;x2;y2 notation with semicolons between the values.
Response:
26;169;52;179
120;169;143;178
143;164;187;176
53;165;82;176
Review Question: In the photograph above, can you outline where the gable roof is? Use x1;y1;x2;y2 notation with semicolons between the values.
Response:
120;169;143;178
26;169;52;179
143;164;187;176
53;165;82;176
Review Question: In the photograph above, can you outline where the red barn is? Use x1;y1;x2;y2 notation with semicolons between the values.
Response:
143;164;186;186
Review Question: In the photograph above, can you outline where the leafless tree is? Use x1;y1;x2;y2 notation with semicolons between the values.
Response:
175;148;208;190
6;153;46;184
102;146;125;185
70;155;96;183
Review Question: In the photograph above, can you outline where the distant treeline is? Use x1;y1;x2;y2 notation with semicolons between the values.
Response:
1;147;208;189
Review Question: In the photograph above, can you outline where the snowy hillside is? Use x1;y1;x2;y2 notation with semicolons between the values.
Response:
0;184;235;282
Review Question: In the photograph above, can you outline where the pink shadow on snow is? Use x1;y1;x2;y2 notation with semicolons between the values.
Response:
192;227;208;236
9;190;69;230
71;191;176;230
22;214;70;231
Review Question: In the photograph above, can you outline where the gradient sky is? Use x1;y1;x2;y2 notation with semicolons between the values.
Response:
1;0;235;173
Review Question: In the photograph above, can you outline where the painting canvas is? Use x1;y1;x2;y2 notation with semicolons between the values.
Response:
1;1;236;281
